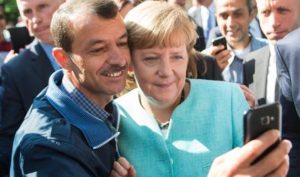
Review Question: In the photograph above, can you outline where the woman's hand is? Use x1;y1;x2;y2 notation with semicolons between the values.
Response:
207;130;291;177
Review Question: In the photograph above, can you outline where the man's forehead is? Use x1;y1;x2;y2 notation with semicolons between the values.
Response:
86;32;127;45
70;12;123;29
216;0;248;12
216;0;248;8
17;0;60;6
256;0;286;7
71;14;126;42
257;0;296;7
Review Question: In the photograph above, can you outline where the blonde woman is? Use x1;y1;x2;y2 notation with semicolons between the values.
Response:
111;1;291;177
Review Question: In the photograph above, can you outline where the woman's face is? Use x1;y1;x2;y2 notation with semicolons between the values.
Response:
131;44;188;107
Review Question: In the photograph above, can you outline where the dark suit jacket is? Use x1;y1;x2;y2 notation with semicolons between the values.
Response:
275;27;300;177
195;53;223;80
276;27;300;117
189;16;206;52
0;39;54;176
243;45;270;105
194;25;206;52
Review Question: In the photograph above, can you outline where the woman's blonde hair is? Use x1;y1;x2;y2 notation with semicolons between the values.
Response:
124;1;198;78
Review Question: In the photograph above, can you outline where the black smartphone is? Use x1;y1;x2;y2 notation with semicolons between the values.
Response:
8;26;34;53
212;36;227;52
244;102;281;164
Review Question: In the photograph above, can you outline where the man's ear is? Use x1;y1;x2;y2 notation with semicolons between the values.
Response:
52;47;69;69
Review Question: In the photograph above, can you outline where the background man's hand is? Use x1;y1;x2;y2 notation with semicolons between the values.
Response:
204;45;231;71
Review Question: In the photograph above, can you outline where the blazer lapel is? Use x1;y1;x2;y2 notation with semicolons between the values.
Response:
29;40;55;85
244;45;270;103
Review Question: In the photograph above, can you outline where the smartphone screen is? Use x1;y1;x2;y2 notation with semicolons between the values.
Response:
243;102;281;164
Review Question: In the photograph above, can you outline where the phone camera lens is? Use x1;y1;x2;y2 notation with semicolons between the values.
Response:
261;116;270;125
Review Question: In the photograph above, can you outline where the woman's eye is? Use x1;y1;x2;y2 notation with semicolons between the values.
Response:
173;55;183;60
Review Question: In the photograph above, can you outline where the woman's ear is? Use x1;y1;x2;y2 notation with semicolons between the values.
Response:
52;48;69;69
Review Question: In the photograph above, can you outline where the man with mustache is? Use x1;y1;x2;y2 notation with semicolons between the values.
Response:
10;0;135;176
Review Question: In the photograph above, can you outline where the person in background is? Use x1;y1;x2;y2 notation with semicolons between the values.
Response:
204;0;267;84
168;0;206;51
0;6;12;66
201;0;267;106
110;1;291;177
114;0;134;17
275;27;300;177
255;0;300;176
188;0;216;44
0;0;65;176
205;0;265;47
10;0;135;176
248;0;265;39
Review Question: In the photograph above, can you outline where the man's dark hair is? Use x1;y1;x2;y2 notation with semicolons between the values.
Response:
215;0;253;14
51;0;119;53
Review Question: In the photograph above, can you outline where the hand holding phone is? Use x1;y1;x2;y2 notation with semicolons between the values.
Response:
244;102;281;164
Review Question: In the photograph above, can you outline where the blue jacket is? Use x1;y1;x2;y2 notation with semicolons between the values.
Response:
10;70;120;177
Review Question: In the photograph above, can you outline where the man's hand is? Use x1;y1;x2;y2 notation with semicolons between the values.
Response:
205;45;231;71
4;50;18;63
207;130;291;177
240;85;255;108
110;157;136;177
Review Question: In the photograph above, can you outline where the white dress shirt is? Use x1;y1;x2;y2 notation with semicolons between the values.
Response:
266;43;277;103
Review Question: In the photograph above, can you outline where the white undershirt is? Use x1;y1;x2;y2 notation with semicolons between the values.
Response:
266;44;277;103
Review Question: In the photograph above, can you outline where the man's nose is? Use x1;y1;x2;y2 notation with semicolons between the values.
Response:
107;46;128;65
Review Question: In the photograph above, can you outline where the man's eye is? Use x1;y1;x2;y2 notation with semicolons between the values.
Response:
234;12;243;18
118;42;128;48
90;48;105;53
220;14;228;19
278;8;289;15
261;10;270;16
144;57;158;61
23;9;32;16
39;4;48;10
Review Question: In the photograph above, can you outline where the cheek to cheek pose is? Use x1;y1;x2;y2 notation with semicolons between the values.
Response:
112;1;291;177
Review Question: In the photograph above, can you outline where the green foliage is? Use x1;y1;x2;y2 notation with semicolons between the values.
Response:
2;0;19;24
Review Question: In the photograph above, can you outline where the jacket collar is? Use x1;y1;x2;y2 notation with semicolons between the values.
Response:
45;70;119;149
